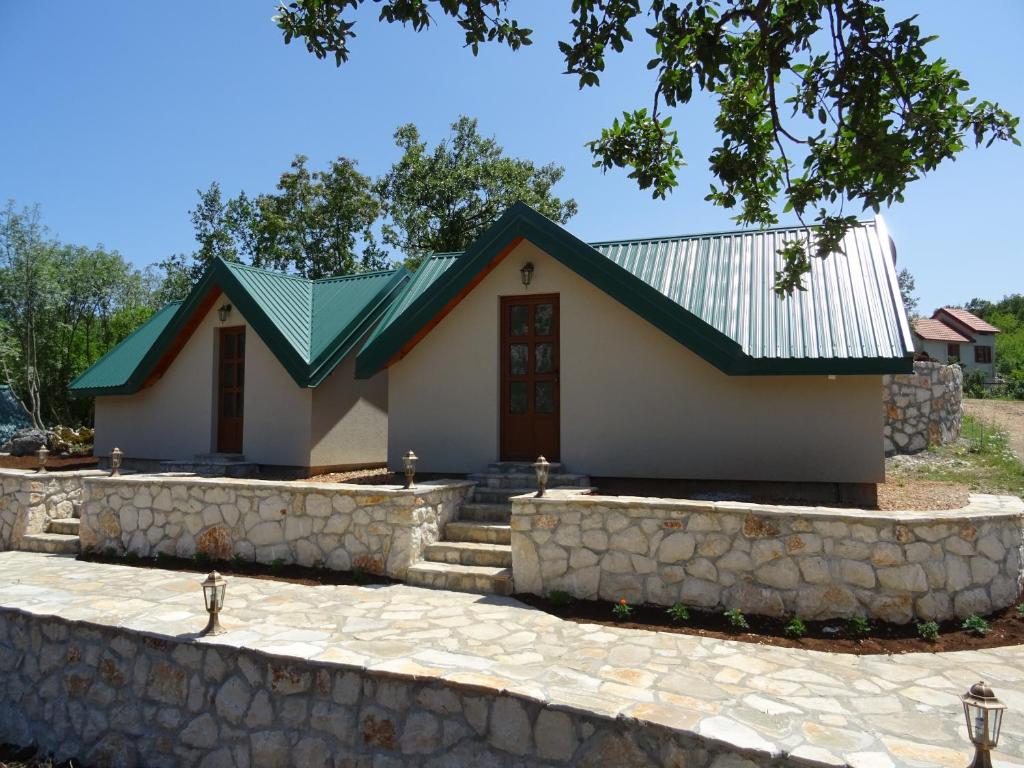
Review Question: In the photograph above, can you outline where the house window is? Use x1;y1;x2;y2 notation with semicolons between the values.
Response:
975;346;992;364
947;343;960;361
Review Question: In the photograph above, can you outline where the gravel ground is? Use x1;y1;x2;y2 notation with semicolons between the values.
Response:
965;397;1024;460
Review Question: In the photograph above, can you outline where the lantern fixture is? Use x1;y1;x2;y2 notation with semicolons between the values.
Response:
961;681;1006;768
200;571;227;636
402;450;419;489
36;445;49;474
520;262;534;288
533;455;550;497
218;303;232;322
110;447;123;477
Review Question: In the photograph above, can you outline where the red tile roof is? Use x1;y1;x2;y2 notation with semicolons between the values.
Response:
913;318;971;343
936;307;1001;334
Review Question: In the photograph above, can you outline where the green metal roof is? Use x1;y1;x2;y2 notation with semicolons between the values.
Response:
70;260;410;395
356;203;913;378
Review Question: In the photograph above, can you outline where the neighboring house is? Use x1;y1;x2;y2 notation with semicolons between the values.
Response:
70;259;409;473
356;203;913;487
913;307;1000;382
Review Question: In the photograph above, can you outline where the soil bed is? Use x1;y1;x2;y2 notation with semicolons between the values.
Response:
77;551;397;588
0;455;97;472
514;593;1024;654
0;742;79;767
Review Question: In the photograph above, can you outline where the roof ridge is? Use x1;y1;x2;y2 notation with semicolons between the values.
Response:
223;260;314;284
587;219;876;247
312;268;398;284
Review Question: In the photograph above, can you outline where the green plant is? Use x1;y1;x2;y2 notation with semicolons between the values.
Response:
848;616;871;637
548;590;572;607
192;551;211;566
231;554;247;567
1017;603;1024;617
352;565;370;584
916;621;940;641
724;608;749;631
612;598;633;621
962;615;991;635
784;618;806;638
270;558;286;571
665;603;690;623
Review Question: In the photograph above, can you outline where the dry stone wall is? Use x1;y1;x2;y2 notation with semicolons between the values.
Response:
511;491;1024;623
79;476;473;579
883;361;963;455
0;609;792;768
0;469;101;550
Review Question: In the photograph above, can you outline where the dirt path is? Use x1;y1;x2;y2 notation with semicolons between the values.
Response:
965;398;1024;459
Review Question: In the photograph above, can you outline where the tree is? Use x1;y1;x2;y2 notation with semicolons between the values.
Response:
377;116;578;268
897;267;918;320
276;1;1019;293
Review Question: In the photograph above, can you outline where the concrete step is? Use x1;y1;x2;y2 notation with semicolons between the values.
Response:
444;521;511;545
19;533;80;555
424;541;512;568
48;518;80;535
405;561;513;596
159;460;258;478
194;453;247;462
468;472;590;489
471;487;539;505
458;502;512;523
486;461;565;475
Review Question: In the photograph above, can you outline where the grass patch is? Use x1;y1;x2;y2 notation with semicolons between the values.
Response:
891;415;1024;497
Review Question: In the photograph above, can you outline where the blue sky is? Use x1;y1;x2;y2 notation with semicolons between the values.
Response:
1;1;1020;314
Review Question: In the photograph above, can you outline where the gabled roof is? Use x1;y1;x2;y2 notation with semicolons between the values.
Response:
71;259;410;395
914;318;971;343
356;203;914;378
934;307;1000;334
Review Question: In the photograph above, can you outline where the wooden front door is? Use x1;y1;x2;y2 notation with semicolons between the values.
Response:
500;295;559;461
216;327;245;453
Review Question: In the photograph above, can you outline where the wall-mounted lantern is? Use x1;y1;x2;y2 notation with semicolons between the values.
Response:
200;571;227;636
36;445;49;474
961;681;1006;768
402;450;419;489
533;455;550;497
520;262;534;288
110;447;123;477
218;304;233;322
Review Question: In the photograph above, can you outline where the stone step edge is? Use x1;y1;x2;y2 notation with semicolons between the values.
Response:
21;533;80;542
406;561;513;578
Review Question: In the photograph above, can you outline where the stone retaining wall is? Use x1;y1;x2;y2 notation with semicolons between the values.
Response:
883;361;963;455
0;609;789;768
0;469;102;550
79;476;473;579
511;491;1024;623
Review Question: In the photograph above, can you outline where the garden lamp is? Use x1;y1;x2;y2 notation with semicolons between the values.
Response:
961;681;1006;768
110;447;123;477
402;450;418;489
36;445;49;474
200;571;227;636
533;455;550;496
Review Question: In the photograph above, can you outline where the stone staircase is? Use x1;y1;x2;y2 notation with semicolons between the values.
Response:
405;461;590;595
20;515;80;555
159;453;259;477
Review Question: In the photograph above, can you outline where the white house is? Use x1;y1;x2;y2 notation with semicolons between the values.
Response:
913;307;1000;382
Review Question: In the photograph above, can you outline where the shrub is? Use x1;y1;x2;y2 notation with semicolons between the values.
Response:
963;368;988;399
848;616;871;637
270;558;286;571
612;598;633;621
548;590;573;607
962;615;991;635
352;565;370;584
192;551;211;566
724;608;749;630
917;621;940;641
665;603;690;623
1017;603;1024;617
784;618;807;638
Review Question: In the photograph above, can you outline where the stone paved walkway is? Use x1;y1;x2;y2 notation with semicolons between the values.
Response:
0;551;1020;768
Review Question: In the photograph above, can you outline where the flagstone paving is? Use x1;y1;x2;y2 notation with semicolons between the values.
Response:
0;551;1021;767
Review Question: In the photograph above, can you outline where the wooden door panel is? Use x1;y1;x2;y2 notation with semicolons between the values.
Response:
217;327;245;453
500;295;559;461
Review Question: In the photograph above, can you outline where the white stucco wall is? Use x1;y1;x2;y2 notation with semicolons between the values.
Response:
915;335;996;382
93;299;386;468
310;352;389;468
387;240;884;483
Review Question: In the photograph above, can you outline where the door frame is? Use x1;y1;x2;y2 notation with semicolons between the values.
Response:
499;293;560;461
216;325;246;454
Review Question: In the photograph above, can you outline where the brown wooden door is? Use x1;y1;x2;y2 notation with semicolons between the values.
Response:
216;327;245;454
500;295;559;461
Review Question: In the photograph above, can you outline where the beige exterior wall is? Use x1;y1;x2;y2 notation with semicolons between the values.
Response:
310;351;389;468
388;240;884;482
95;300;388;469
